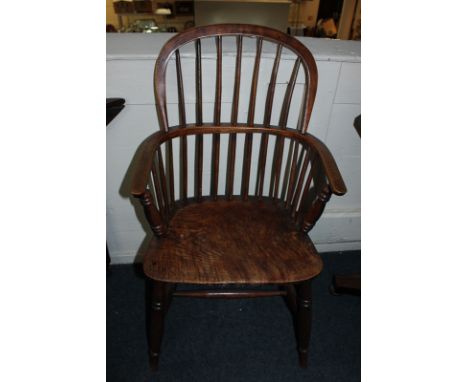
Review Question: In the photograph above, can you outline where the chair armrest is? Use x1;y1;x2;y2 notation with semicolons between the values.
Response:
131;131;168;236
302;133;347;196
131;131;166;198
299;133;347;233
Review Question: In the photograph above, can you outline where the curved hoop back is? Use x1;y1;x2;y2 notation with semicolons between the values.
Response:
154;24;318;133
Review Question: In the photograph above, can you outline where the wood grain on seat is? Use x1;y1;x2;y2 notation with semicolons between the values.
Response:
143;199;323;284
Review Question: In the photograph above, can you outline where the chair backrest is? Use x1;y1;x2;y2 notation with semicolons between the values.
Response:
134;25;342;234
153;24;318;133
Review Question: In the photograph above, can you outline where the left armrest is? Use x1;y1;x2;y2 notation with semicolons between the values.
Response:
131;130;166;198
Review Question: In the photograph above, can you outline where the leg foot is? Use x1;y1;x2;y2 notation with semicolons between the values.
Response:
295;279;312;368
148;281;166;370
298;348;308;368
149;352;160;371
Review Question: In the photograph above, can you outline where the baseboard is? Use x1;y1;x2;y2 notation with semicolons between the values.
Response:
315;241;361;253
109;251;140;264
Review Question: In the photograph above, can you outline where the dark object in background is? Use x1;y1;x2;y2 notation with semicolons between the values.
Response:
126;19;159;33
354;114;361;137
106;98;125;125
156;2;174;17
106;98;126;268
303;27;316;37
330;273;360;296
316;18;338;38
106;24;117;33
175;1;194;15
113;0;135;14
134;0;153;13
317;0;344;23
330;115;361;296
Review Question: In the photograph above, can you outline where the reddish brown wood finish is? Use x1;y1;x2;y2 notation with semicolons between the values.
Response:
173;290;287;298
134;24;346;369
154;24;318;133
296;279;313;368
143;199;323;284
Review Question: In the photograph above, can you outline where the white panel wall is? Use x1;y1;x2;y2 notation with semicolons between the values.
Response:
107;34;361;263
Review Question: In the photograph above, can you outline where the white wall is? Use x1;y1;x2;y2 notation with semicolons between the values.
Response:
106;34;361;264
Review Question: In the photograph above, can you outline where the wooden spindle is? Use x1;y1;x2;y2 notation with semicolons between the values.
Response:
156;149;170;217
226;36;243;200
195;38;203;200
180;136;187;202
294;156;314;223
302;184;331;233
231;35;242;125
152;154;166;221
165;141;174;206
279;58;301;128
175;49;187;201
195;136;203;200
211;134;220;199
214;36;222;126
255;132;268;198
279;138;293;201
151;162;164;216
195;39;203;125
247;37;262;126
296;83;306;132
282;138;300;204
211;36;222;199
290;147;310;213
175;49;186;127
269;58;301;199
256;44;282;197
286;144;306;207
140;190;166;236
264;44;282;127
269;135;285;200
295;152;319;221
242;37;263;199
226;132;236;200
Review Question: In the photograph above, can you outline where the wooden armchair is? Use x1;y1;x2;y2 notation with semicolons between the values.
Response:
131;24;346;369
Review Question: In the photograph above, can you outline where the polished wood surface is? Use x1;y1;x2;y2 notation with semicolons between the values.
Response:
131;24;346;369
143;199;323;284
153;24;318;133
173;290;287;299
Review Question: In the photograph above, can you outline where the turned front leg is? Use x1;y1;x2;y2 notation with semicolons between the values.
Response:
296;279;313;368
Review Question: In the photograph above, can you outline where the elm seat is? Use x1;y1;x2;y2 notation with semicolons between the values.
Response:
143;199;323;285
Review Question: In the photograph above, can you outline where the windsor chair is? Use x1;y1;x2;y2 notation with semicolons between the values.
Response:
131;24;346;370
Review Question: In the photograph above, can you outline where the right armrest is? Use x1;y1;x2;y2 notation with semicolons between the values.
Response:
301;133;347;196
297;132;347;233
